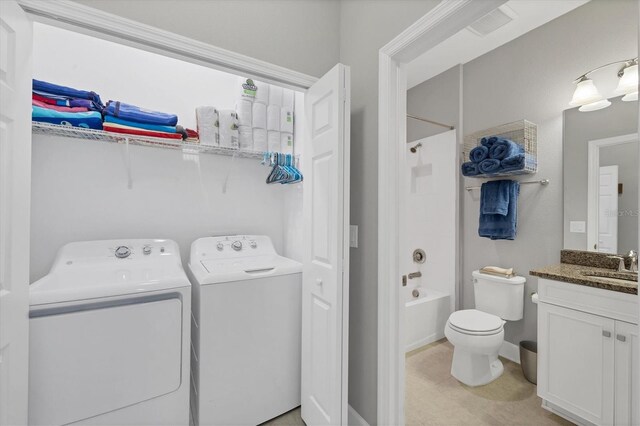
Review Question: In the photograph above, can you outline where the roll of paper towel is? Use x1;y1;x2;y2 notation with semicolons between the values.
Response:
238;125;253;150
267;105;280;131
236;99;253;127
253;128;267;152
218;109;239;148
252;102;267;129
281;132;293;154
280;108;294;133
254;80;270;104
195;106;219;146
282;88;295;109
269;85;283;106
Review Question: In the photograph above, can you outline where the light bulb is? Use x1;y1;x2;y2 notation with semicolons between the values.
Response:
615;64;638;96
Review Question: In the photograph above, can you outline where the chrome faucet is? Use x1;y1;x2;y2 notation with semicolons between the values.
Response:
608;255;629;272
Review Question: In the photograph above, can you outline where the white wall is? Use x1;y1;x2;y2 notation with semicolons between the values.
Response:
461;0;638;345
30;23;304;280
71;0;341;79
338;1;440;423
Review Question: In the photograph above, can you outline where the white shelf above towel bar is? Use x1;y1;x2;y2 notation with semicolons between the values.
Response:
465;178;550;191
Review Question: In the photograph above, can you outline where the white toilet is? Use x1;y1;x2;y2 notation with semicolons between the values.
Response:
445;270;525;387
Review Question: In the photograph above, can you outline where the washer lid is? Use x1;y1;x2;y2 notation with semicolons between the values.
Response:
30;239;190;306
448;309;504;334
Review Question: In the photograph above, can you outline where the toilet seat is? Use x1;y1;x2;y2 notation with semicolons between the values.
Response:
448;309;504;336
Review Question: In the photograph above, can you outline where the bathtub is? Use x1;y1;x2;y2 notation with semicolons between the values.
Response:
404;289;451;352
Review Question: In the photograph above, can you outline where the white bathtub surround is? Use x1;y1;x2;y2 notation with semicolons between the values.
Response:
404;289;450;352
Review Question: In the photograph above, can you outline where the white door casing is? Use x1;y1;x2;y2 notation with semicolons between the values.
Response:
302;63;350;426
598;165;618;254
0;1;32;425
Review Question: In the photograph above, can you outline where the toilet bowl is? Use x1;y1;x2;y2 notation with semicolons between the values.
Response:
445;309;505;386
445;271;525;387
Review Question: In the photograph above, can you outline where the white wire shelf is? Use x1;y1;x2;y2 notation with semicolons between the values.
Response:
31;122;268;159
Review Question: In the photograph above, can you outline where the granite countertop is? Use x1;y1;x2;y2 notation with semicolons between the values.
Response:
530;249;638;295
530;263;637;295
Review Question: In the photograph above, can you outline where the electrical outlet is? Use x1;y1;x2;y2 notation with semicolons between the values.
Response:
569;221;586;233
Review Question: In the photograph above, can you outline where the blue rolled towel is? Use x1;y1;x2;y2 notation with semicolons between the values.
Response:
461;162;479;176
480;136;496;148
489;138;524;160
478;159;501;174
469;146;488;163
501;154;525;172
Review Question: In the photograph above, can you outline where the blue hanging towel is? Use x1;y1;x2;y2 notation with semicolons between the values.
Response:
32;79;104;108
478;180;520;240
104;101;178;126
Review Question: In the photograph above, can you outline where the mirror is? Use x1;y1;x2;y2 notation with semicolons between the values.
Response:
563;97;638;254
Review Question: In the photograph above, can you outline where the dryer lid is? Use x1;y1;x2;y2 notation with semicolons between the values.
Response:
448;309;503;334
30;239;190;306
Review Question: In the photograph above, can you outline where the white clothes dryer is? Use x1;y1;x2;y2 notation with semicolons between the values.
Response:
28;239;191;426
188;235;302;426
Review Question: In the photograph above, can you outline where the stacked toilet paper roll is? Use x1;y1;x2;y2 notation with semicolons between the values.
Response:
267;105;280;131
252;102;267;129
238;126;253;150
269;85;283;106
218;109;239;149
280;108;294;133
281;133;294;154
254;80;270;105
236;99;253;127
253;128;267;152
195;106;219;146
238;77;257;101
267;131;280;152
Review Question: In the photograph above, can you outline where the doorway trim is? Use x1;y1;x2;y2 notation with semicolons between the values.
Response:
17;0;317;90
586;133;639;252
377;1;506;424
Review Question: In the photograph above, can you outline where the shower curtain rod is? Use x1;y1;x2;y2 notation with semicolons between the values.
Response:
407;114;455;130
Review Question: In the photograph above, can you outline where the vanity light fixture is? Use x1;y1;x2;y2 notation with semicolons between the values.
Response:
570;57;638;112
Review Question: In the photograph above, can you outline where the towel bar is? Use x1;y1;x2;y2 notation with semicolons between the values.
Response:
465;178;549;191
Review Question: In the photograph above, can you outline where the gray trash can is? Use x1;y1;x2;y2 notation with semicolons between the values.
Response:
520;340;537;384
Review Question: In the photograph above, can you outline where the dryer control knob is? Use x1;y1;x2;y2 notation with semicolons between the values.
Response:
231;241;243;251
216;242;224;251
115;246;131;259
250;241;257;249
142;246;152;255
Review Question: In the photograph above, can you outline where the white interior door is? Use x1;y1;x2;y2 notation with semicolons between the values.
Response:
0;1;33;425
301;63;350;426
598;165;618;254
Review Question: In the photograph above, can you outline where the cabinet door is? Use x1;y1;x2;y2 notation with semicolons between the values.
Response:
538;303;615;425
614;320;639;426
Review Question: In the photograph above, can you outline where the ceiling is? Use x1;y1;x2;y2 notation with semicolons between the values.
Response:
406;0;589;89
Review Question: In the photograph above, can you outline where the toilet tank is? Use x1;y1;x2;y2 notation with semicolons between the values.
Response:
473;270;525;321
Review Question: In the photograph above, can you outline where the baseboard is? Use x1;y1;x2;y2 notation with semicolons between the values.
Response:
348;405;370;426
499;341;520;364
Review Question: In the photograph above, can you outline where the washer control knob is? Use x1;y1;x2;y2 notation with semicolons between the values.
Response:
142;246;152;255
231;241;243;251
216;242;224;251
250;241;257;249
115;246;131;259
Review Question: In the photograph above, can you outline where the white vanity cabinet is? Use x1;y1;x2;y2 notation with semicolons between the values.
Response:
537;278;639;426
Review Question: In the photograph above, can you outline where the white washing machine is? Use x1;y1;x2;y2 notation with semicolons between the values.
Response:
28;239;191;426
188;235;302;426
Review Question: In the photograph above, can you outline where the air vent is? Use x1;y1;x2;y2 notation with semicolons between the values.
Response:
466;5;516;37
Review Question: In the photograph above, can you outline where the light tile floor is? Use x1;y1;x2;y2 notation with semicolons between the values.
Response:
260;339;573;426
405;339;573;426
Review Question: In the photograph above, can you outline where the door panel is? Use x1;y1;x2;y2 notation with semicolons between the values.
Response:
614;320;639;426
0;2;32;425
598;165;618;253
302;63;350;426
538;303;614;425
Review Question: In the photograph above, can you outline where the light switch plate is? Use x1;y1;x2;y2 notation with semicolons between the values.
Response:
569;221;586;233
350;225;358;248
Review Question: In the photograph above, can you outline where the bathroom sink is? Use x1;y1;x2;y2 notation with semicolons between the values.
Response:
581;270;638;283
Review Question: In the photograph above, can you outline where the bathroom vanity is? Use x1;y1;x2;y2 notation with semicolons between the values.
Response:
531;251;638;426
